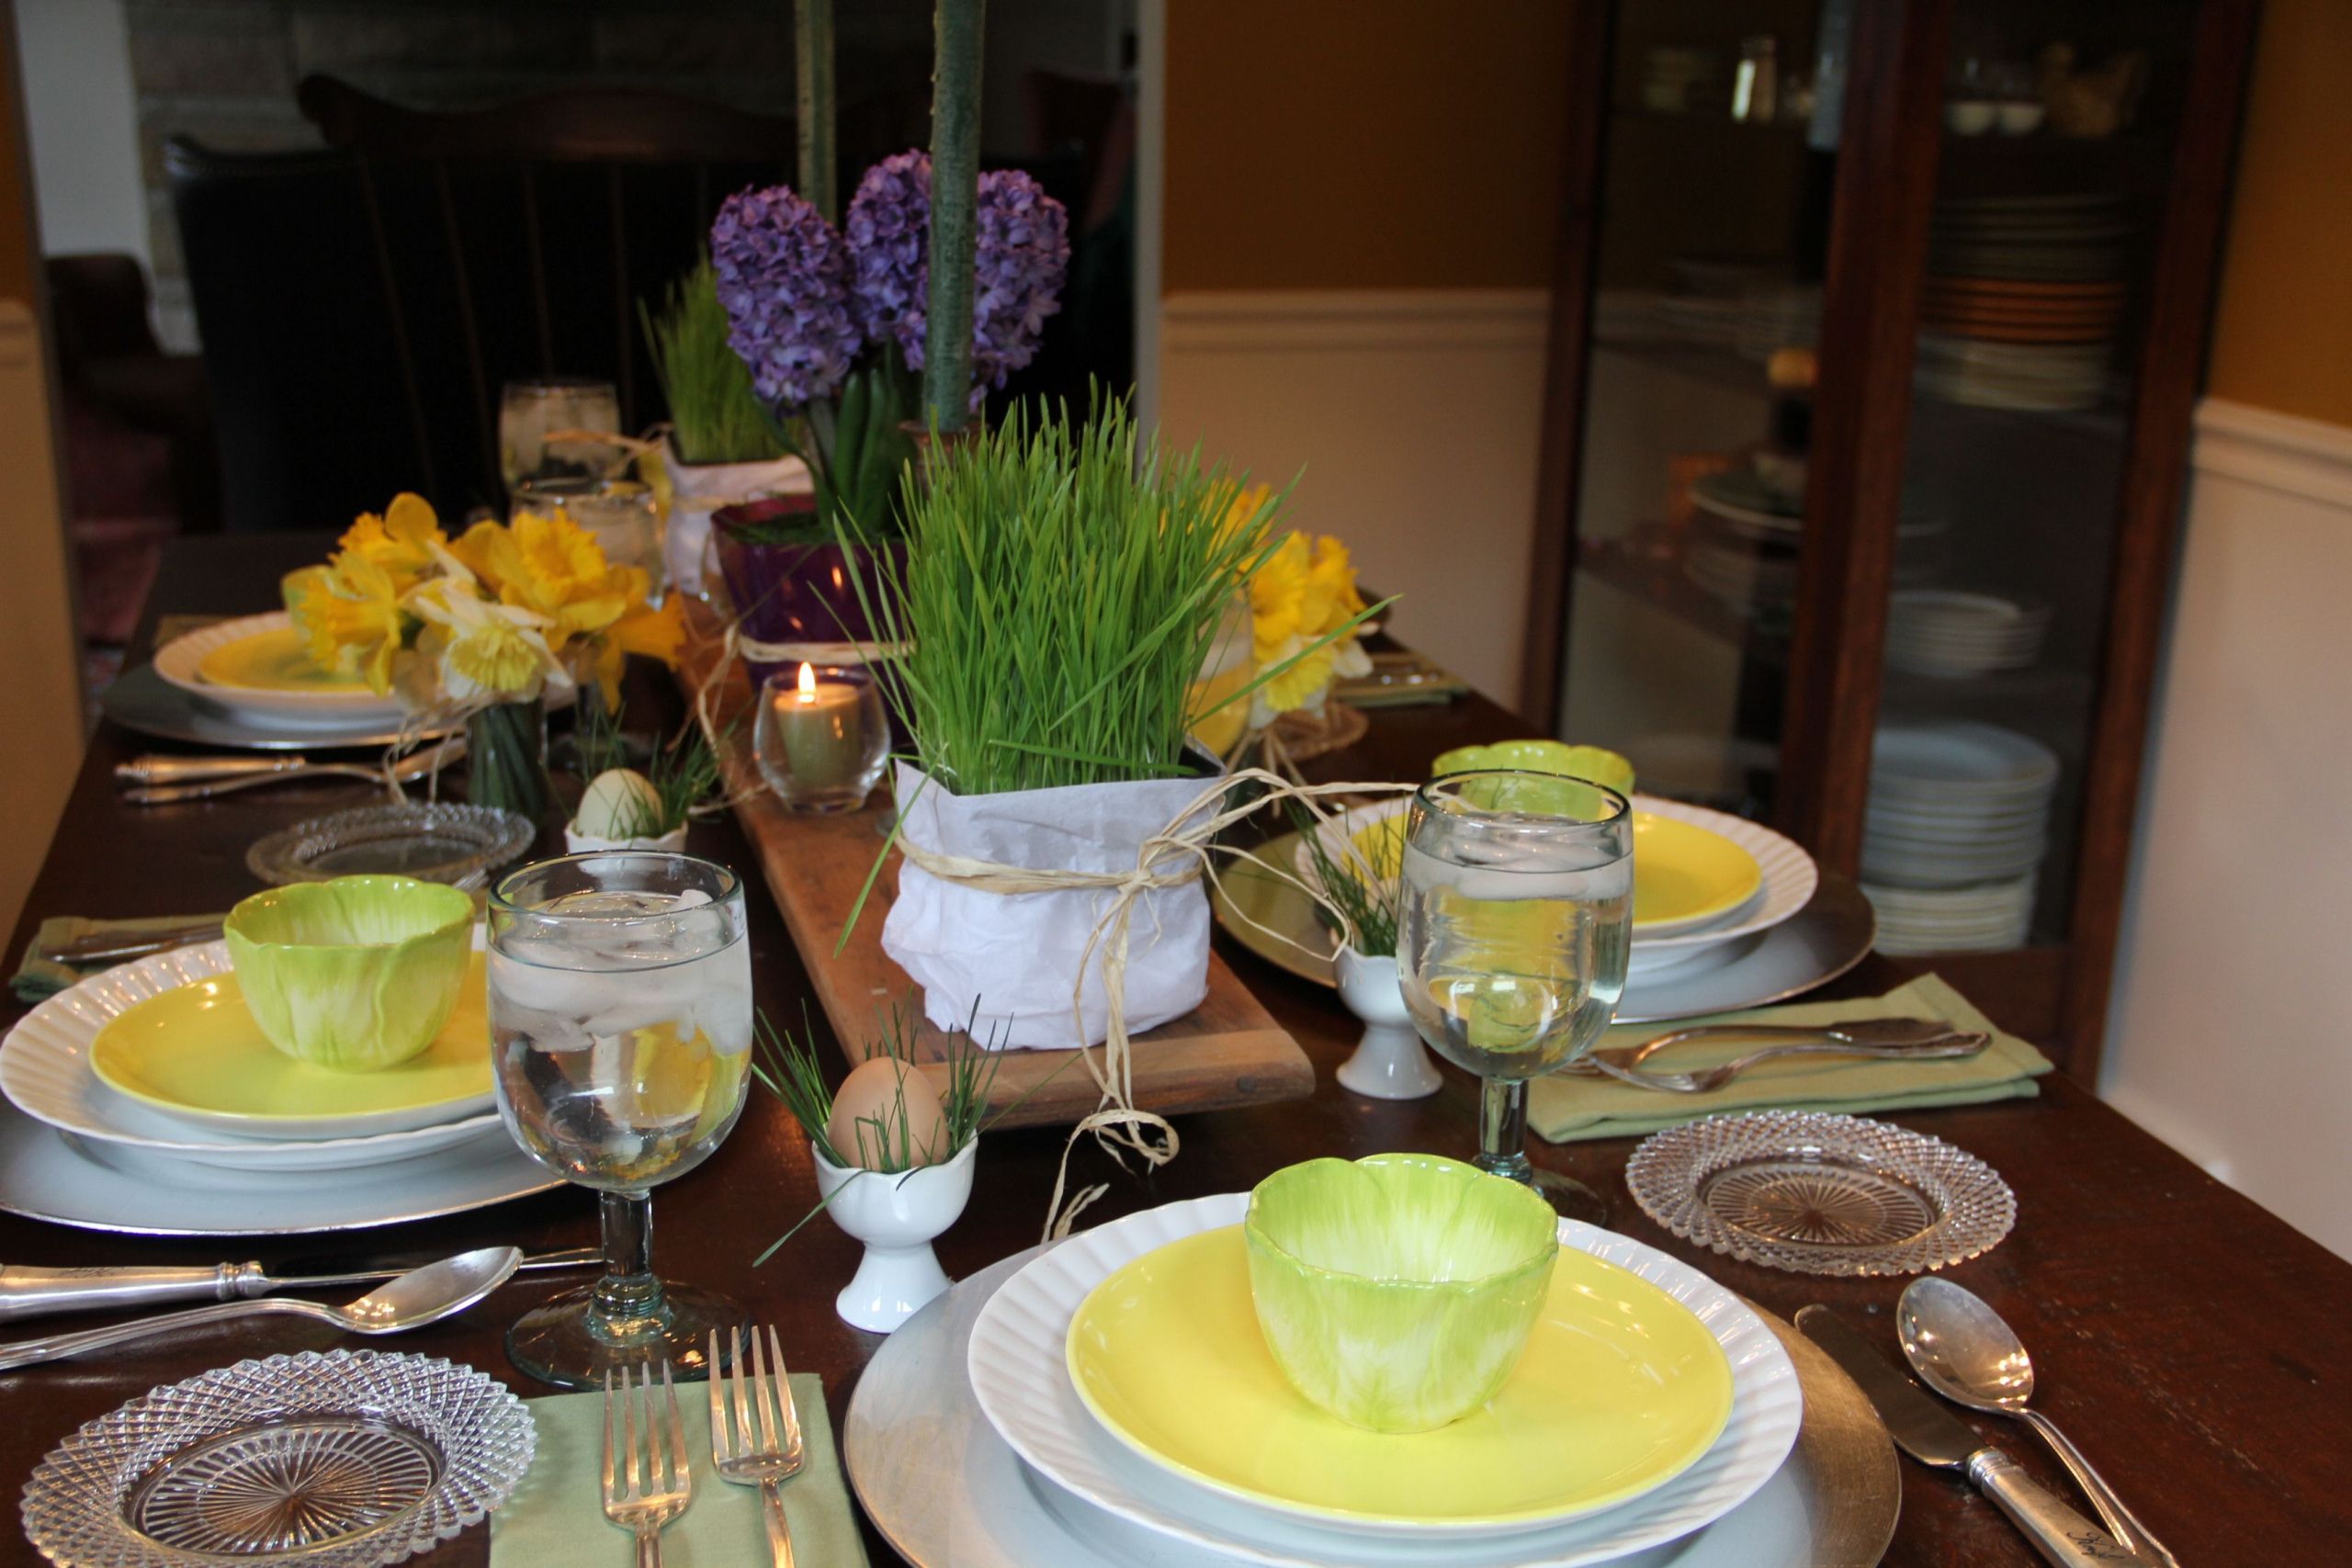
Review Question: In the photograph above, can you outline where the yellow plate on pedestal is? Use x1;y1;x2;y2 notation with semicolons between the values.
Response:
196;626;368;694
90;954;494;1140
1064;1224;1733;1529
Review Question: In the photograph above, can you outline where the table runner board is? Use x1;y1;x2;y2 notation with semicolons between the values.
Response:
675;613;1315;1130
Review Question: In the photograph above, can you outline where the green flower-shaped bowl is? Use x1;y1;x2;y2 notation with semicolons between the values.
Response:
224;874;474;1072
1244;1153;1560;1433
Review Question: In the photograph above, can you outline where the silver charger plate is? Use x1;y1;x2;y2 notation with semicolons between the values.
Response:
102;662;461;752
845;1247;1900;1568
1212;835;1875;1024
246;803;537;886
1626;1110;2018;1277
0;1104;562;1235
22;1348;535;1568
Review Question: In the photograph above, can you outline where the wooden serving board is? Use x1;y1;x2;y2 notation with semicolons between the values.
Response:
675;612;1316;1130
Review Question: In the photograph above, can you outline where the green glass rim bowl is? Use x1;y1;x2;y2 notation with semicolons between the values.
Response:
223;874;475;1072
1242;1151;1560;1433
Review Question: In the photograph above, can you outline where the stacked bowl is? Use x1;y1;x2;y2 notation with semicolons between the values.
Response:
1861;722;2058;955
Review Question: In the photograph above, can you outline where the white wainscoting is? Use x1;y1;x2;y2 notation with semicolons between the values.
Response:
1155;289;1552;710
2106;398;2352;1260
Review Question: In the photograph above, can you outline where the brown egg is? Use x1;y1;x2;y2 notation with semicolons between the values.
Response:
824;1055;952;1170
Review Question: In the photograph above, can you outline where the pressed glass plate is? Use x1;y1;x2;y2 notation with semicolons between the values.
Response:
21;1349;534;1567
1626;1110;2017;1277
246;804;536;887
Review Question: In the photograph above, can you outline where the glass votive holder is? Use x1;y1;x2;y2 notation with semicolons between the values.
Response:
754;663;889;814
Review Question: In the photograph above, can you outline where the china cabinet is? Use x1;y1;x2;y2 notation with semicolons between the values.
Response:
1521;0;2257;1074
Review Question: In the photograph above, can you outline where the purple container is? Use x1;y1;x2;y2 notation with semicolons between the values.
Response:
711;498;905;693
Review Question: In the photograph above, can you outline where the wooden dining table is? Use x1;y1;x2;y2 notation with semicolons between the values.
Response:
2;534;2345;1566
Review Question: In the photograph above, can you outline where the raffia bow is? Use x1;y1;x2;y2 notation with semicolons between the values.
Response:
897;766;1420;1240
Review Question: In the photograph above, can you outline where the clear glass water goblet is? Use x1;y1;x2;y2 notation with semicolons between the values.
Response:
486;852;753;1386
1397;769;1634;1224
499;377;622;502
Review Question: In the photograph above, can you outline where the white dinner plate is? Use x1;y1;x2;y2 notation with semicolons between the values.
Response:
153;613;413;728
967;1195;1804;1563
0;940;503;1170
0;1104;557;1235
848;1249;1889;1568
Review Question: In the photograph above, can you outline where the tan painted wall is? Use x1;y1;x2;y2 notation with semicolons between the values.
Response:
0;6;85;937
2208;0;2352;426
1161;0;1576;292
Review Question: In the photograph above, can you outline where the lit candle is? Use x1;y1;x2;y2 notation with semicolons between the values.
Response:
774;661;865;795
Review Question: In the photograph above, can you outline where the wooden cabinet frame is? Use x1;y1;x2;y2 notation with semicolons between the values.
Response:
1520;0;2259;1077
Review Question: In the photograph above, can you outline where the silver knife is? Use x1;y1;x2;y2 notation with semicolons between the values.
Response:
1798;1307;2154;1565
0;1247;598;1323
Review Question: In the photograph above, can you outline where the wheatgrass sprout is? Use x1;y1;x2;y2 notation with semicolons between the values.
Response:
853;391;1291;795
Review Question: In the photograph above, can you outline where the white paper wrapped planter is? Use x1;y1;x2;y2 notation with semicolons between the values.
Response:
660;437;811;598
880;761;1219;1050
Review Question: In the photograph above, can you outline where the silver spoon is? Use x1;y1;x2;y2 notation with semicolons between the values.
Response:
0;1246;520;1371
1898;1277;2176;1566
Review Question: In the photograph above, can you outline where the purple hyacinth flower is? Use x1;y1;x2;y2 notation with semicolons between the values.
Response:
842;151;1071;404
710;184;861;411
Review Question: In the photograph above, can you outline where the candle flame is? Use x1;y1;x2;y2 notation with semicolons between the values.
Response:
797;661;816;703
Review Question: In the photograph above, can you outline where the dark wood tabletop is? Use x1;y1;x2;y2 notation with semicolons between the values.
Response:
2;536;2345;1566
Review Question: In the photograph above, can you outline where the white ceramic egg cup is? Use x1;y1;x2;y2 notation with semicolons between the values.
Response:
1333;945;1442;1100
811;1137;978;1333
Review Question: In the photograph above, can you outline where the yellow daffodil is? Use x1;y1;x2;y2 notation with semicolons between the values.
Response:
1249;532;1313;665
473;510;633;651
337;492;447;589
406;580;571;703
292;552;408;694
1242;529;1371;724
582;574;688;706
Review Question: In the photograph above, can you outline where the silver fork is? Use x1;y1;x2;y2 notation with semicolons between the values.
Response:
709;1325;806;1568
1582;1032;1992;1093
603;1360;693;1568
117;737;467;805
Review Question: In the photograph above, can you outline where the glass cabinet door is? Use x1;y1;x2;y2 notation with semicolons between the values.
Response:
1860;0;2202;959
1555;0;1852;818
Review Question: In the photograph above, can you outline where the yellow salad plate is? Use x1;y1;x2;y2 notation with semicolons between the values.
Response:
91;953;495;1140
1065;1224;1734;1529
196;625;368;694
1320;801;1762;936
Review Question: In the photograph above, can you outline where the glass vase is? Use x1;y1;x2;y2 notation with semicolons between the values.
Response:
466;698;552;821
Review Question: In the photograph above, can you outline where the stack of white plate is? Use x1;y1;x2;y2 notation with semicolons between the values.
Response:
1884;590;2051;677
0;940;551;1235
852;1191;1812;1567
1863;720;2058;897
1917;333;2111;412
1864;874;2036;955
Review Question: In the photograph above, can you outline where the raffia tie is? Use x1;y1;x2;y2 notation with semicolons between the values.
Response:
896;766;1420;1242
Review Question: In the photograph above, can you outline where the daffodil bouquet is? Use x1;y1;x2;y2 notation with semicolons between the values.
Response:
286;493;685;817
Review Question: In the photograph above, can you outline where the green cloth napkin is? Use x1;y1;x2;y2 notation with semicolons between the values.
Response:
1529;974;2052;1143
491;1373;867;1568
11;913;224;1002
